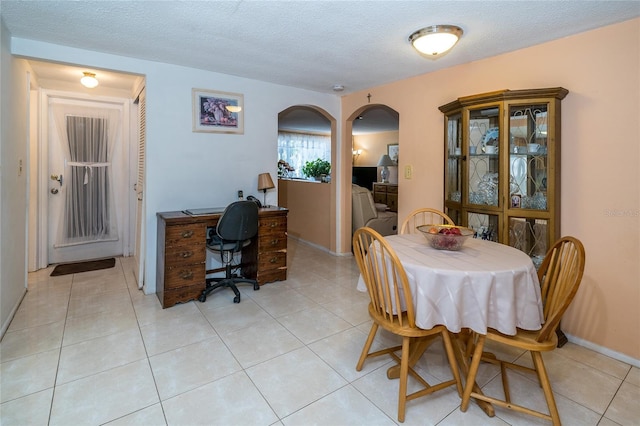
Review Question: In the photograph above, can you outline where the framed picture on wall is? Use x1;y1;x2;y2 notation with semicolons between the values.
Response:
387;144;399;164
192;88;244;134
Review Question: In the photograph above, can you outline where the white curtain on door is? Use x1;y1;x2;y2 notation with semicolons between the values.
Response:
51;104;120;247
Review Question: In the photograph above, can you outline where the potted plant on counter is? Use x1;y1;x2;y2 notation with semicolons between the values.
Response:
302;158;331;182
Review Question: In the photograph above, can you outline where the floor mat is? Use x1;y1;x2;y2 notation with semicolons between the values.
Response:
50;258;116;276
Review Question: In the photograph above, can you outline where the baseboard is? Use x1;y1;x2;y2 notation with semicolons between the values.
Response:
288;235;352;257
1;287;27;340
566;333;640;368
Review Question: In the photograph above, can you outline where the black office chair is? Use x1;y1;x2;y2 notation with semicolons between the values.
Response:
198;200;260;303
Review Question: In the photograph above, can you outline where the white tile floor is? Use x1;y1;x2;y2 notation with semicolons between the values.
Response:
1;238;638;425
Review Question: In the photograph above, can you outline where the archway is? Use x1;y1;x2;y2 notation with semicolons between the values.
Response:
277;105;338;252
347;104;400;240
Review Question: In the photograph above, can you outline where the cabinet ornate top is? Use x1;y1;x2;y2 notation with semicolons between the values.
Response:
438;87;568;114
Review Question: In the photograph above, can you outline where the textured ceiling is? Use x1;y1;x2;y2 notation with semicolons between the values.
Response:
2;0;638;95
2;1;638;133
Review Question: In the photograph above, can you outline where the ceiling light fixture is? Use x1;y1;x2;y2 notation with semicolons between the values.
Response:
409;25;463;57
80;72;99;88
332;84;344;92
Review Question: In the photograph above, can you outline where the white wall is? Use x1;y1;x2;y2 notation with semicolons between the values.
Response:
9;37;341;295
1;19;29;334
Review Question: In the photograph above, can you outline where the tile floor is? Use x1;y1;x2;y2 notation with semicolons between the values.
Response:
1;238;638;425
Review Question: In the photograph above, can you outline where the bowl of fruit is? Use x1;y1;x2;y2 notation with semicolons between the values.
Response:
417;225;474;251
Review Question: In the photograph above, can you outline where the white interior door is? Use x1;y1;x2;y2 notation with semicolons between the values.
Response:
47;97;127;264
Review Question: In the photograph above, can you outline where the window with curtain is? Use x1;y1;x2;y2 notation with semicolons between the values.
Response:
277;131;331;179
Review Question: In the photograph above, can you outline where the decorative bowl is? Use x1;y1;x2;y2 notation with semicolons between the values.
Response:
417;225;474;251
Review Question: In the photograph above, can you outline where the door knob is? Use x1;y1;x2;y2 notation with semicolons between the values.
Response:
50;188;59;194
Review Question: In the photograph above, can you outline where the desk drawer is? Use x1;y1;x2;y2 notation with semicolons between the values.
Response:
164;265;205;289
257;267;287;284
258;250;286;271
258;234;287;251
259;216;287;234
160;284;203;308
165;246;206;267
165;224;206;246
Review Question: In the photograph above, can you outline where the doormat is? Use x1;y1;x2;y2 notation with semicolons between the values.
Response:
50;258;116;276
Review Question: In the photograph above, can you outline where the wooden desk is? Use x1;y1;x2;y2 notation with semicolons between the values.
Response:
156;207;288;308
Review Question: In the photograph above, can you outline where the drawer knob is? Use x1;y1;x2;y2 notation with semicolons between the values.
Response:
269;257;278;264
269;222;278;228
181;251;193;258
181;230;194;238
179;270;193;279
270;239;279;246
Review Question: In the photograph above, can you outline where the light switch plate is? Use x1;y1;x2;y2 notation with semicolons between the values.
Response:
404;165;412;179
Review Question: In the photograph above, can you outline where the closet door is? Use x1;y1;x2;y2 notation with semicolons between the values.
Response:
133;88;146;288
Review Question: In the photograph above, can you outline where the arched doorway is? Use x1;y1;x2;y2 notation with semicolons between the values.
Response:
277;106;338;252
348;105;400;238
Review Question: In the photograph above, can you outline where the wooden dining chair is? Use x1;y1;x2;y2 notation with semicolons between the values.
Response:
353;227;463;423
400;208;454;234
460;236;586;425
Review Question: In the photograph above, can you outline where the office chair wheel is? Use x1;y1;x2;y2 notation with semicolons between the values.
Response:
198;294;207;303
253;283;260;291
233;294;241;303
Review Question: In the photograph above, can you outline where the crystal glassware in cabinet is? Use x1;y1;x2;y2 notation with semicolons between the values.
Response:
468;106;501;207
440;87;567;259
508;103;551;211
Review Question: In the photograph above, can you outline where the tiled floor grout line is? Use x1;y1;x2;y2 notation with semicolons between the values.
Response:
46;271;76;426
125;276;169;425
5;251;637;425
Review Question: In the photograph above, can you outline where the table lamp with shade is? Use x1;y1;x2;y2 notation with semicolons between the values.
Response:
257;172;275;207
377;154;395;183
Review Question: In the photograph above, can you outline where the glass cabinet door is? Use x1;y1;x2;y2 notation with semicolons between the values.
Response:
468;106;500;207
508;103;550;211
467;211;500;242
444;112;462;204
508;217;548;268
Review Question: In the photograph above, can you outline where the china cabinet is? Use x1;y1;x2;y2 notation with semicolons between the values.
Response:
439;88;568;267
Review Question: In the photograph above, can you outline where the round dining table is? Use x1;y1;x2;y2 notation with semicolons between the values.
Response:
356;233;545;418
357;233;545;335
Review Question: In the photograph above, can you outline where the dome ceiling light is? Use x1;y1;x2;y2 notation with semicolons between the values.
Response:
409;25;463;58
80;72;99;88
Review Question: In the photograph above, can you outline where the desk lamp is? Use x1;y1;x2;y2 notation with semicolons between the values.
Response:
257;172;275;207
377;154;395;183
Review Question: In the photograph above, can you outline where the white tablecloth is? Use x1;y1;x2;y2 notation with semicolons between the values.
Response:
357;234;544;335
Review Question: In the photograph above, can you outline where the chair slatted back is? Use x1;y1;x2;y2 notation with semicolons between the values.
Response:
353;227;416;328
536;236;586;342
400;208;454;234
